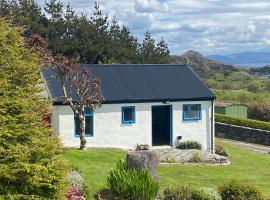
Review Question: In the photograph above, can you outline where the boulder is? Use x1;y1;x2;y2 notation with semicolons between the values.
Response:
126;150;158;179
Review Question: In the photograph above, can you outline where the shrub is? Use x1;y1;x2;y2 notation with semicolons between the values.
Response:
66;170;90;200
161;185;207;200
0;19;66;199
190;152;202;163
218;180;263;200
66;186;84;200
215;145;229;157
201;188;222;200
215;113;270;131
107;159;159;200
176;141;202;150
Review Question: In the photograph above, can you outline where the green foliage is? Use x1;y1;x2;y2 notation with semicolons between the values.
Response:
161;185;208;200
176;141;202;150
215;113;270;131
1;1;170;65
264;79;270;92
0;19;66;199
246;81;262;93
201;188;222;200
107;159;159;200
214;145;228;157
218;180;263;200
214;89;270;104
190;152;202;163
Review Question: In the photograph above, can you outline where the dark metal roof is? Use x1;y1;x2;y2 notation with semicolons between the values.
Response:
42;64;215;104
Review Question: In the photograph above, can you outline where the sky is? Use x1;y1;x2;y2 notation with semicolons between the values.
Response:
36;0;270;56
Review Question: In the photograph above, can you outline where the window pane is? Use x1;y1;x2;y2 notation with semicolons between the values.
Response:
183;104;200;120
124;107;134;121
75;117;79;136
85;115;93;135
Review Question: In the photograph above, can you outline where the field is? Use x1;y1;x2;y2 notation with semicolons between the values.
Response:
64;139;270;198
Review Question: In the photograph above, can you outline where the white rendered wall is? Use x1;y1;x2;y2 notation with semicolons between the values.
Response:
51;101;214;151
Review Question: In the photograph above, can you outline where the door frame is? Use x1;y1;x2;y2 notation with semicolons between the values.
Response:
151;105;173;146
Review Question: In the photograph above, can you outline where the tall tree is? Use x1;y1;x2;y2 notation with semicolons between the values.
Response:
27;34;103;150
141;31;156;64
0;19;65;199
155;38;170;63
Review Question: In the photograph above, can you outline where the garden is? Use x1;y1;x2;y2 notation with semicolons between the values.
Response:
64;139;270;199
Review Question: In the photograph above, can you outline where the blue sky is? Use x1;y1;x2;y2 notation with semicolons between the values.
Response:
37;0;270;55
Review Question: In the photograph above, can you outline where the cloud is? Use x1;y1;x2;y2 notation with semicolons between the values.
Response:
36;0;270;55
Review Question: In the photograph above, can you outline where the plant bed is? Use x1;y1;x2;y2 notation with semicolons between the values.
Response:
153;148;229;165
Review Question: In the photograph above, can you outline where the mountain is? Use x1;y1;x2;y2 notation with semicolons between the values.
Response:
171;50;240;79
208;51;270;67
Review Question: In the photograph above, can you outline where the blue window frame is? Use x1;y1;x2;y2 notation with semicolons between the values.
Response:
122;106;135;124
75;108;93;137
183;104;201;121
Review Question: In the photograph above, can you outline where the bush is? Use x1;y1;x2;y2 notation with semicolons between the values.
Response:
176;141;202;150
215;145;229;157
201;188;222;200
0;19;66;199
161;185;208;200
215;113;270;131
218;180;263;200
107;159;159;200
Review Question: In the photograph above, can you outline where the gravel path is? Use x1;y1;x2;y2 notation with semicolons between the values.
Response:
221;139;270;154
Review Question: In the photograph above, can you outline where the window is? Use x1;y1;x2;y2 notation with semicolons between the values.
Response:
122;106;135;124
183;104;201;121
75;108;93;137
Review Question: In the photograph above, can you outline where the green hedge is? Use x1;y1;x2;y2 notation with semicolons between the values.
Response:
215;114;270;131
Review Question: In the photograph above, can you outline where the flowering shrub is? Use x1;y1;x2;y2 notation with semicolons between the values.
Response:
66;186;85;200
66;171;90;200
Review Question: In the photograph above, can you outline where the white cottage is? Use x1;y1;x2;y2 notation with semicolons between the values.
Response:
43;64;215;152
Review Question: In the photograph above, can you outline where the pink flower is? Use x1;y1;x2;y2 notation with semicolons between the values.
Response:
66;186;84;200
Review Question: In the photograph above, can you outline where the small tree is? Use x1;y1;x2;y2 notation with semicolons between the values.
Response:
27;34;103;150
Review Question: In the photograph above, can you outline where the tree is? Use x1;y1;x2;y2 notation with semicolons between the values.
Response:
155;38;170;63
0;19;66;199
27;34;103;150
141;31;156;63
246;81;262;93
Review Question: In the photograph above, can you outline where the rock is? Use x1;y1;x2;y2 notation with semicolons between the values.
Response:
136;144;150;151
126;150;158;179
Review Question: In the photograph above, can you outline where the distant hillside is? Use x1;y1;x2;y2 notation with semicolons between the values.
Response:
208;51;270;67
171;50;240;79
249;65;270;77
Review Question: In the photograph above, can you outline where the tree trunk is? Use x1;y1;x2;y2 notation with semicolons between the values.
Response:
78;114;87;150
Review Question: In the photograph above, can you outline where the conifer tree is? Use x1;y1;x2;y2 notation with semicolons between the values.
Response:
0;19;66;199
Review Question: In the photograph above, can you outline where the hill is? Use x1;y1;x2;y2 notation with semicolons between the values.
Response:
171;50;240;79
208;51;270;67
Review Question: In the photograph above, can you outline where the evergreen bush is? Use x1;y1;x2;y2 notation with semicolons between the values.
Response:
0;19;66;199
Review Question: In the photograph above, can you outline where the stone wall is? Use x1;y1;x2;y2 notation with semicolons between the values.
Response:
215;122;270;146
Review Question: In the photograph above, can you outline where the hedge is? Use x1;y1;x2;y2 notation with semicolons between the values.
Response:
215;114;270;131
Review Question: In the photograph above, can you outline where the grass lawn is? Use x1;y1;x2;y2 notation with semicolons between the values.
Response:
64;139;270;198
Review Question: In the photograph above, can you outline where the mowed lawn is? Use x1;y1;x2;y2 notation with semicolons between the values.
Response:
64;139;270;198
